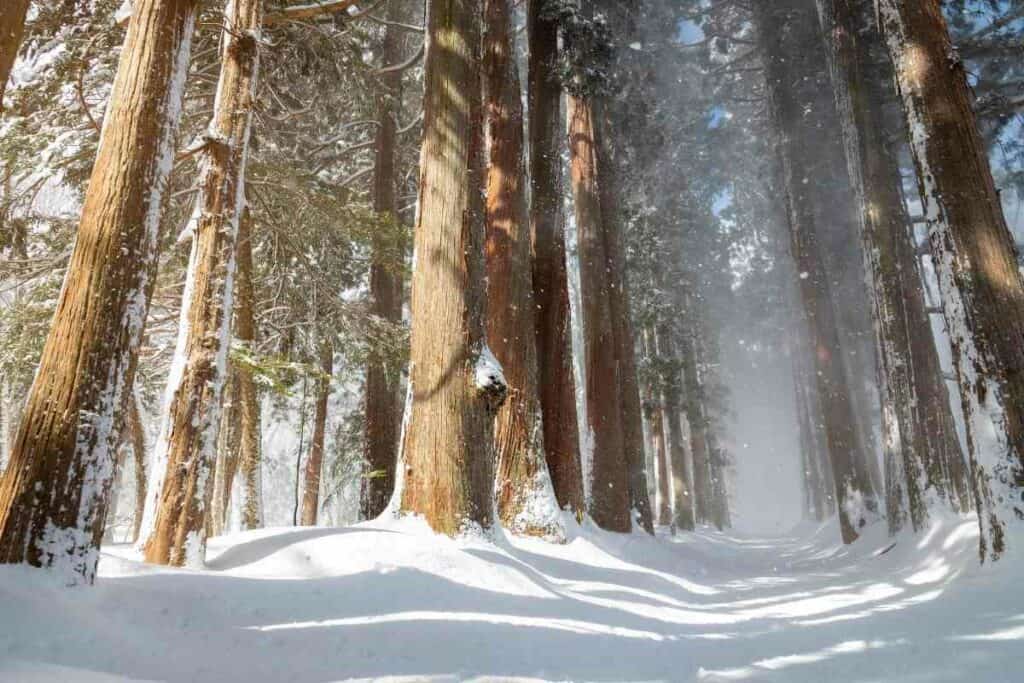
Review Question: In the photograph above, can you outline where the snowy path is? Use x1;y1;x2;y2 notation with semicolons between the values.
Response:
1;515;1021;682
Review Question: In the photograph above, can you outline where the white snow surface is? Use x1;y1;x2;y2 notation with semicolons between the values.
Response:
2;514;1023;682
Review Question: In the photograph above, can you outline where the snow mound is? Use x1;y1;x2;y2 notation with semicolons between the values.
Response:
2;514;1023;682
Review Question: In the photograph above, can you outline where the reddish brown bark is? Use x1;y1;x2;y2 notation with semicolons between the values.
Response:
527;0;585;518
484;0;562;538
398;0;504;535
567;93;630;532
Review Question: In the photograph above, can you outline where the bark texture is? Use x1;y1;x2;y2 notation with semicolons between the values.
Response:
877;0;1024;559
484;0;563;540
398;0;505;535
300;342;333;526
361;0;405;521
527;0;585;518
144;0;261;567
567;92;631;532
0;0;197;583
234;211;263;529
0;0;30;112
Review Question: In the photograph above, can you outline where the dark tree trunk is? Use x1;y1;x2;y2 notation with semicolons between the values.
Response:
527;0;585;519
361;0;406;521
0;0;30;113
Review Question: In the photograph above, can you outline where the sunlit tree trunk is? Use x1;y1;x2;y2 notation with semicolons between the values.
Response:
0;0;198;583
877;0;1024;560
484;0;563;539
361;0;405;521
756;0;879;544
300;342;332;526
527;0;585;519
398;0;506;535
0;0;30;112
144;0;262;567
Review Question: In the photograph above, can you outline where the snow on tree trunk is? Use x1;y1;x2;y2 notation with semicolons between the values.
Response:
483;0;564;541
397;0;506;536
143;0;261;567
0;0;198;584
756;0;879;545
642;329;672;527
877;0;1024;560
0;0;30;112
361;0;406;521
814;0;932;533
300;342;332;526
527;0;586;520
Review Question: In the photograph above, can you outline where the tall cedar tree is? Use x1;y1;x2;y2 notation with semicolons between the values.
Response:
877;0;1024;559
814;0;968;533
398;0;507;535
361;0;406;520
567;89;631;532
527;0;585;518
756;0;879;544
144;0;262;567
642;330;672;526
483;0;564;538
0;0;199;583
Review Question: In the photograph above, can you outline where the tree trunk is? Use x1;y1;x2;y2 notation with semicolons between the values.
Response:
209;371;241;536
234;209;263;530
876;0;1024;560
0;0;198;584
676;308;713;526
128;391;147;544
756;0;879;544
814;0;929;533
300;342;333;526
0;0;30;112
642;330;672;527
361;0;405;521
144;0;261;567
483;0;563;539
567;92;631;532
398;0;505;536
527;0;585;519
655;323;696;532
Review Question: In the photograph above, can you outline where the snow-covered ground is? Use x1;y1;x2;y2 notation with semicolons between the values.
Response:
1;514;1021;682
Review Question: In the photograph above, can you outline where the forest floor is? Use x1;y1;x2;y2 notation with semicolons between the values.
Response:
1;512;1022;682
